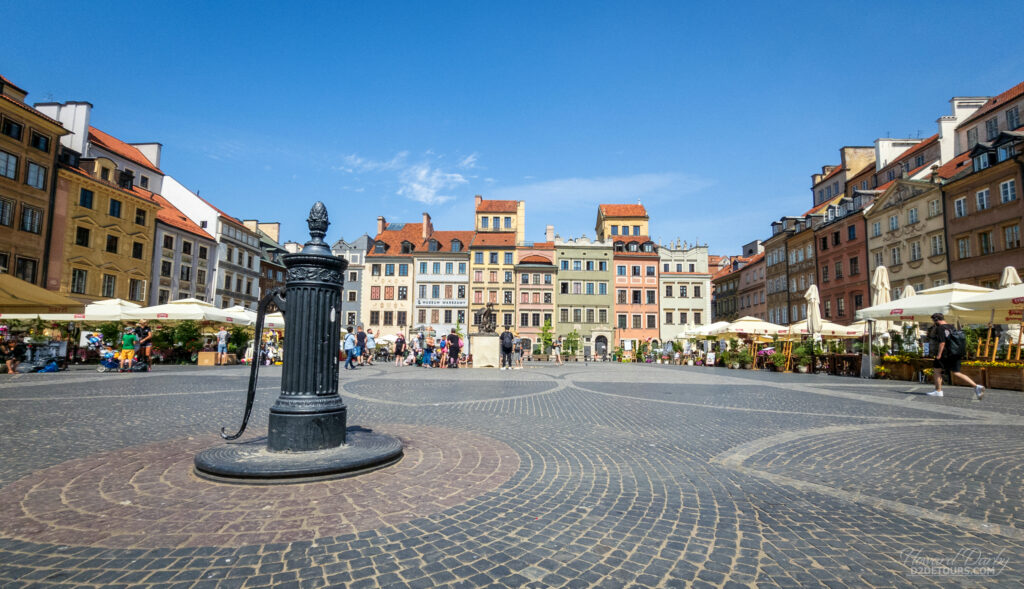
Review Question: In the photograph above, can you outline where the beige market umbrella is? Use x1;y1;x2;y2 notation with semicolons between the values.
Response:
1000;266;1022;288
805;285;822;336
900;284;916;299
0;274;86;315
692;321;731;337
855;283;992;323
0;297;140;321
868;266;892;333
720;316;789;338
263;312;285;329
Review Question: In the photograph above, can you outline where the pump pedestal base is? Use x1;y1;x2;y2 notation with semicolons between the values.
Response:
194;427;403;485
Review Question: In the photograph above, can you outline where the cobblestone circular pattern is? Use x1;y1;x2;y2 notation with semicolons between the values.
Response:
0;424;519;549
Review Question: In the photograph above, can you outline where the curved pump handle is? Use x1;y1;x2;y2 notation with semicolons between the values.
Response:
221;287;286;440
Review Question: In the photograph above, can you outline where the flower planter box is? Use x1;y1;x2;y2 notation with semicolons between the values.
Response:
881;361;915;381
959;365;986;387
985;366;1024;391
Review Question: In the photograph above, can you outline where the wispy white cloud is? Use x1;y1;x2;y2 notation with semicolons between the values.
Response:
397;163;468;205
333;151;409;174
457;153;479;169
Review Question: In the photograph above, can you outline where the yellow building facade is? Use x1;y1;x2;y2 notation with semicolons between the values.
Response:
469;196;524;330
46;162;158;303
0;76;68;285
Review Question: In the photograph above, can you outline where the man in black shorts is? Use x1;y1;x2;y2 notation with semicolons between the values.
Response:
929;313;984;399
446;328;460;368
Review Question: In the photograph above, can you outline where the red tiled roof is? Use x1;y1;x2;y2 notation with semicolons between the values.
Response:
476;199;519;213
874;179;896;192
150;192;215;241
934;152;973;182
519;255;552;265
0;74;27;94
802;195;843;216
897;134;938;162
529;241;555;250
610;235;654;244
599;204;648;217
368;222;426;257
0;94;65;128
88;126;163;174
426;230;475;253
60;164;157;204
471;232;516;247
958;81;1024;129
815;165;843;185
744;252;765;265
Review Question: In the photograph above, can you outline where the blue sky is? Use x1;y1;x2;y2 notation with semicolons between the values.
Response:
5;2;1021;253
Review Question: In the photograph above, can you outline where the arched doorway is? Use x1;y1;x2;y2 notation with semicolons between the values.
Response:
594;335;608;359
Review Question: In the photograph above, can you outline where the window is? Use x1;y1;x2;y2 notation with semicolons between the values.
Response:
610;226;618;236
0;150;17;180
665;285;673;298
1005;225;1021;249
957;237;970;260
492;217;499;229
930;235;945;256
586;282;595;295
631;266;640;277
837;297;845;317
1008;106;1021;130
890;247;901;266
101;274;116;298
954;198;967;218
871;222;881;237
131;241;144;259
849;257;859;275
105;235;119;254
967;127;978;149
927;199;941;218
135;208;147;226
451;240;462;253
500;252;511;265
679;312;688;324
985;117;999;140
74;188;95;210
129;278;145;301
874;252;883;268
680;286;687;297
694;285;701;297
632;315;642;328
14;256;37;283
25;162;46;189
474;252;483;264
979;231;994;255
488;252;498;264
823;300;831;318
1;118;23;140
835;261;843;278
646;290;655;304
75;226;90;247
888;215;899;231
197;269;206;284
847;225;856;241
70;268;88;294
0;198;11;227
633;225;640;236
400;241;414;254
109;199;122;218
616;265;626;276
645;266;655;277
180;265;192;281
831;231;840;246
503;216;511;229
1001;180;1018;203
910;241;922;261
480;216;488;229
976;189;990;211
646;314;656;329
20;205;42;233
573;260;582;271
369;311;380;325
907;208;918;224
631;290;641;304
384;264;395;276
370;286;381;300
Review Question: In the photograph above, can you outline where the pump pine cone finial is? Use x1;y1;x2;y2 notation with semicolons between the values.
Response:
307;201;329;244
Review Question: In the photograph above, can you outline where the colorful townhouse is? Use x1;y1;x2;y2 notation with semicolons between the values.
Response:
364;215;421;335
412;222;473;338
469;196;524;331
596;204;660;351
658;240;711;341
553;234;614;358
514;226;556;354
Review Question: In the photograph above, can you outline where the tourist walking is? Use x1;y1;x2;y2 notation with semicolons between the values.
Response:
136;320;152;367
216;325;229;366
447;328;460;368
365;329;376;365
928;313;984;399
355;325;367;366
394;333;406;367
120;325;139;372
343;326;358;370
552;336;563;365
499;326;514;370
512;332;523;369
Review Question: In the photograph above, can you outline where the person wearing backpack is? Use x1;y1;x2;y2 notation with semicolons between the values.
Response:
928;313;984;399
499;326;514;370
343;326;358;370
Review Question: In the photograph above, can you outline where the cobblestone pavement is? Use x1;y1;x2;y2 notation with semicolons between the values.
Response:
1;363;1022;588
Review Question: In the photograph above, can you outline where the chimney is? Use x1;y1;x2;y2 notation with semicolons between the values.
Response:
242;220;259;233
34;101;92;156
258;222;280;242
377;216;387;235
930;165;940;184
130;143;162;169
545;224;554;242
422;212;433;240
474;195;482;208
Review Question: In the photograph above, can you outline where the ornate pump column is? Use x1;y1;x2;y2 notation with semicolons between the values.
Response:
194;202;402;484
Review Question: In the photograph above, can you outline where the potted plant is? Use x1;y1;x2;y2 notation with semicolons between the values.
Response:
769;351;789;372
737;350;754;369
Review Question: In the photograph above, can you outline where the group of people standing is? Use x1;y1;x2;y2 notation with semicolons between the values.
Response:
342;325;377;370
395;329;464;368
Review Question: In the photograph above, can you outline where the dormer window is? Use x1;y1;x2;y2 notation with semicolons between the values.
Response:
627;242;638;252
641;242;653;253
613;242;625;252
451;239;462;252
374;241;387;253
428;239;439;252
973;153;991;172
401;241;414;254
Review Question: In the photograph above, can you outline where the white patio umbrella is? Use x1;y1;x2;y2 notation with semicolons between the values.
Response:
805;285;822;336
901;284;916;299
263;312;285;329
692;321;731;337
785;319;858;338
224;305;257;325
869;266;893;333
720;316;789;338
1000;266;1023;288
127;298;251;325
0;298;141;322
855;283;993;323
950;283;1024;324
